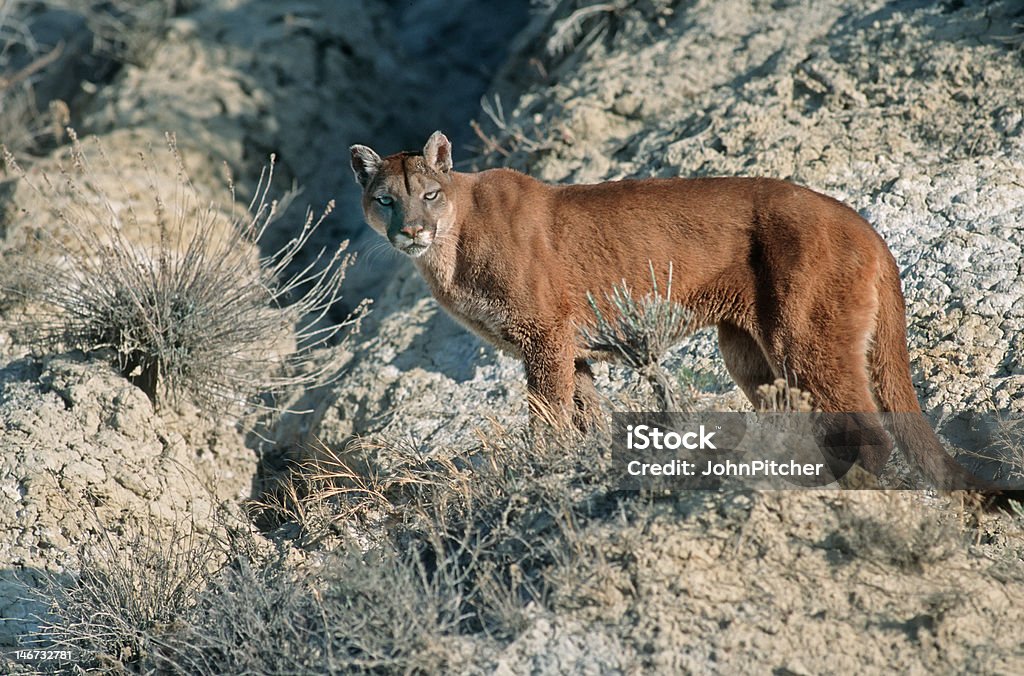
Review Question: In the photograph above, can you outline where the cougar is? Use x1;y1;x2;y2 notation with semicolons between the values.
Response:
350;131;983;489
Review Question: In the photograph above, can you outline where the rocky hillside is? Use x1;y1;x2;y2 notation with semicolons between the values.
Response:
1;0;1023;672
297;0;1024;478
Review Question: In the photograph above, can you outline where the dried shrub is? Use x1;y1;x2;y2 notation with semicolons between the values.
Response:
545;1;622;57
250;419;615;648
248;440;395;550
835;495;962;571
0;0;170;155
581;262;694;411
30;421;609;673
157;544;474;674
756;377;815;413
2;131;367;418
47;0;176;66
25;509;229;674
955;411;1024;486
0;0;65;154
469;93;559;162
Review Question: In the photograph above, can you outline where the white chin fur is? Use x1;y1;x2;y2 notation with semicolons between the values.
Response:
401;243;430;257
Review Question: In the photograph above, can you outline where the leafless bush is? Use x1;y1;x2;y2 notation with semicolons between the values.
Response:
0;0;171;154
150;543;476;674
957;411;1024;485
44;0;175;66
0;0;65;153
991;415;1024;482
535;0;676;57
248;440;395;550
2;131;366;418
25;508;228;673
126;420;610;672
582;262;694;411
545;1;622;56
249;418;613;647
469;93;561;164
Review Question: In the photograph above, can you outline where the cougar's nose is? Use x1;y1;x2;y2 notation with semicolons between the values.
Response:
401;224;424;239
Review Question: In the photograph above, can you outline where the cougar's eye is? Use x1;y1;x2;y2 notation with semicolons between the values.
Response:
375;195;394;207
424;190;439;201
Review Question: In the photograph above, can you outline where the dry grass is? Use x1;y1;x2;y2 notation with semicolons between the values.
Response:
0;0;63;153
0;1;172;155
2;131;366;418
955;411;1024;487
469;93;561;163
545;1;621;56
24;506;230;673
46;0;175;66
991;415;1024;483
756;377;815;413
248;439;398;550
167;545;473;674
835;493;962;570
249;418;615;644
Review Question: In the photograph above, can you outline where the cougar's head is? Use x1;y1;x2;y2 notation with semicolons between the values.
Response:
349;131;455;258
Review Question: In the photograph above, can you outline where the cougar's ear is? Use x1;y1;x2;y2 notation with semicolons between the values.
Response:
423;131;452;174
350;144;382;188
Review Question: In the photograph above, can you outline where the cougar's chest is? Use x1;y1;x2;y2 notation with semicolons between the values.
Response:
424;272;520;356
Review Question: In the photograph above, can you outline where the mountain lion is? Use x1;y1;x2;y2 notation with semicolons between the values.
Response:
350;131;982;489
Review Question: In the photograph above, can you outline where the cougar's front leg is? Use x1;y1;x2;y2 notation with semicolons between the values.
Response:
522;329;577;430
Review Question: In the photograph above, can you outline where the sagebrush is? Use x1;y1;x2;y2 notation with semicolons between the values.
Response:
2;131;366;417
582;261;694;411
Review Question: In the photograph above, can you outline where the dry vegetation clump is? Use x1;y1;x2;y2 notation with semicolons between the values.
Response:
992;415;1024;483
756;377;815;413
469;93;561;162
958;411;1024;487
157;543;473;674
23;507;231;674
261;425;615;620
177;423;619;671
1;131;366;418
833;493;962;571
582;262;694;411
0;0;66;154
46;0;177;67
537;0;677;58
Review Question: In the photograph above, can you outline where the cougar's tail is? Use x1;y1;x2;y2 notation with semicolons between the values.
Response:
869;259;989;490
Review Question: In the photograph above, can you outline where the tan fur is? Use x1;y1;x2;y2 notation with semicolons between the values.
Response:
350;131;983;488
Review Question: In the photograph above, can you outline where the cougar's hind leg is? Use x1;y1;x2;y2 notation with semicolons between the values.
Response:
772;336;895;476
717;322;778;408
